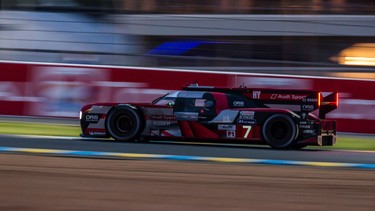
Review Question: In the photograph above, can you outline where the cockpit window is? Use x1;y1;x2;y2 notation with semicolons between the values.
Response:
154;97;175;106
194;99;206;107
152;91;179;106
175;98;211;112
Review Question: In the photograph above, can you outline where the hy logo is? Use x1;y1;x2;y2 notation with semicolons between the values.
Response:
253;91;261;99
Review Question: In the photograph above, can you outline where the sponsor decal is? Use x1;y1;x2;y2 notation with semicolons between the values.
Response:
85;114;100;122
301;112;308;120
303;129;316;134
299;124;313;129
303;98;318;103
239;115;254;120
152;121;171;126
238;119;256;125
240;111;255;115
292;95;307;100
226;131;236;138
233;101;245;107
146;115;176;121
302;104;315;111
299;120;315;129
89;131;106;136
239;111;255;123
271;94;307;100
253;91;261;99
218;124;236;131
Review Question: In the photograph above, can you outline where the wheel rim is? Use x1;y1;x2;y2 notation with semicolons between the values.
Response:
270;121;289;140
106;106;143;142
262;114;297;149
115;115;134;133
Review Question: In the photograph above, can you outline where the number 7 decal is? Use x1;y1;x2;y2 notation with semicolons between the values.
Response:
243;125;252;138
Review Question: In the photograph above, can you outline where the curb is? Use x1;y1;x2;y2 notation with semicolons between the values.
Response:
0;146;374;169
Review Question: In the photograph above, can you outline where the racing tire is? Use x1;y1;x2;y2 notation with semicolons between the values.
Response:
262;114;298;149
106;106;143;142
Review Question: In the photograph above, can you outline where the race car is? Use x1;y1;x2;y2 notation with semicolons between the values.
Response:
80;85;338;149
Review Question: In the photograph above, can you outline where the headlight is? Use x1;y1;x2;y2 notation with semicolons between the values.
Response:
79;111;82;120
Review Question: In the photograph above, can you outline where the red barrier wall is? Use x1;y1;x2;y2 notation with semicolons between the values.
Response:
1;61;374;134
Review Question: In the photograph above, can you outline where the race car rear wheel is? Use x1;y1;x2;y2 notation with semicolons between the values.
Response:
262;114;297;149
106;106;143;142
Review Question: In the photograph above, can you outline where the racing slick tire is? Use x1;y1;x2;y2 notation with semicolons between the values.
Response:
106;106;143;142
262;114;298;149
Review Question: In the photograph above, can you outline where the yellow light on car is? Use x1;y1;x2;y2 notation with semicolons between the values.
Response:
318;92;321;108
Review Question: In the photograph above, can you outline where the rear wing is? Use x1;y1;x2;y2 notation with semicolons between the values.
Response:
183;86;338;119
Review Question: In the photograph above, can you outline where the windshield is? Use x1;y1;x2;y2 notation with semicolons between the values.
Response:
152;91;179;106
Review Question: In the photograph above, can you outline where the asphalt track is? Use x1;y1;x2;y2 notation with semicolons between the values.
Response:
1;154;374;211
0;135;374;210
0;135;374;167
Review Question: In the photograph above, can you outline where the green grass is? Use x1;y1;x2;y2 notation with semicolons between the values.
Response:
0;122;80;137
322;136;375;151
0;121;374;151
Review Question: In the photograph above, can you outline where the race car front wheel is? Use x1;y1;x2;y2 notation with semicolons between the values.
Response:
262;114;298;149
106;106;143;141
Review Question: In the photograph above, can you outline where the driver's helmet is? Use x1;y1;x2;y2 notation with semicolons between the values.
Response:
204;100;214;109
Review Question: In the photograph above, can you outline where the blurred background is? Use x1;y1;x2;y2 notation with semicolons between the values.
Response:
0;3;374;210
1;0;374;78
0;0;374;134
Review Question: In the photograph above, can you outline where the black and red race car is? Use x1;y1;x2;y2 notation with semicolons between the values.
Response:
80;85;338;149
